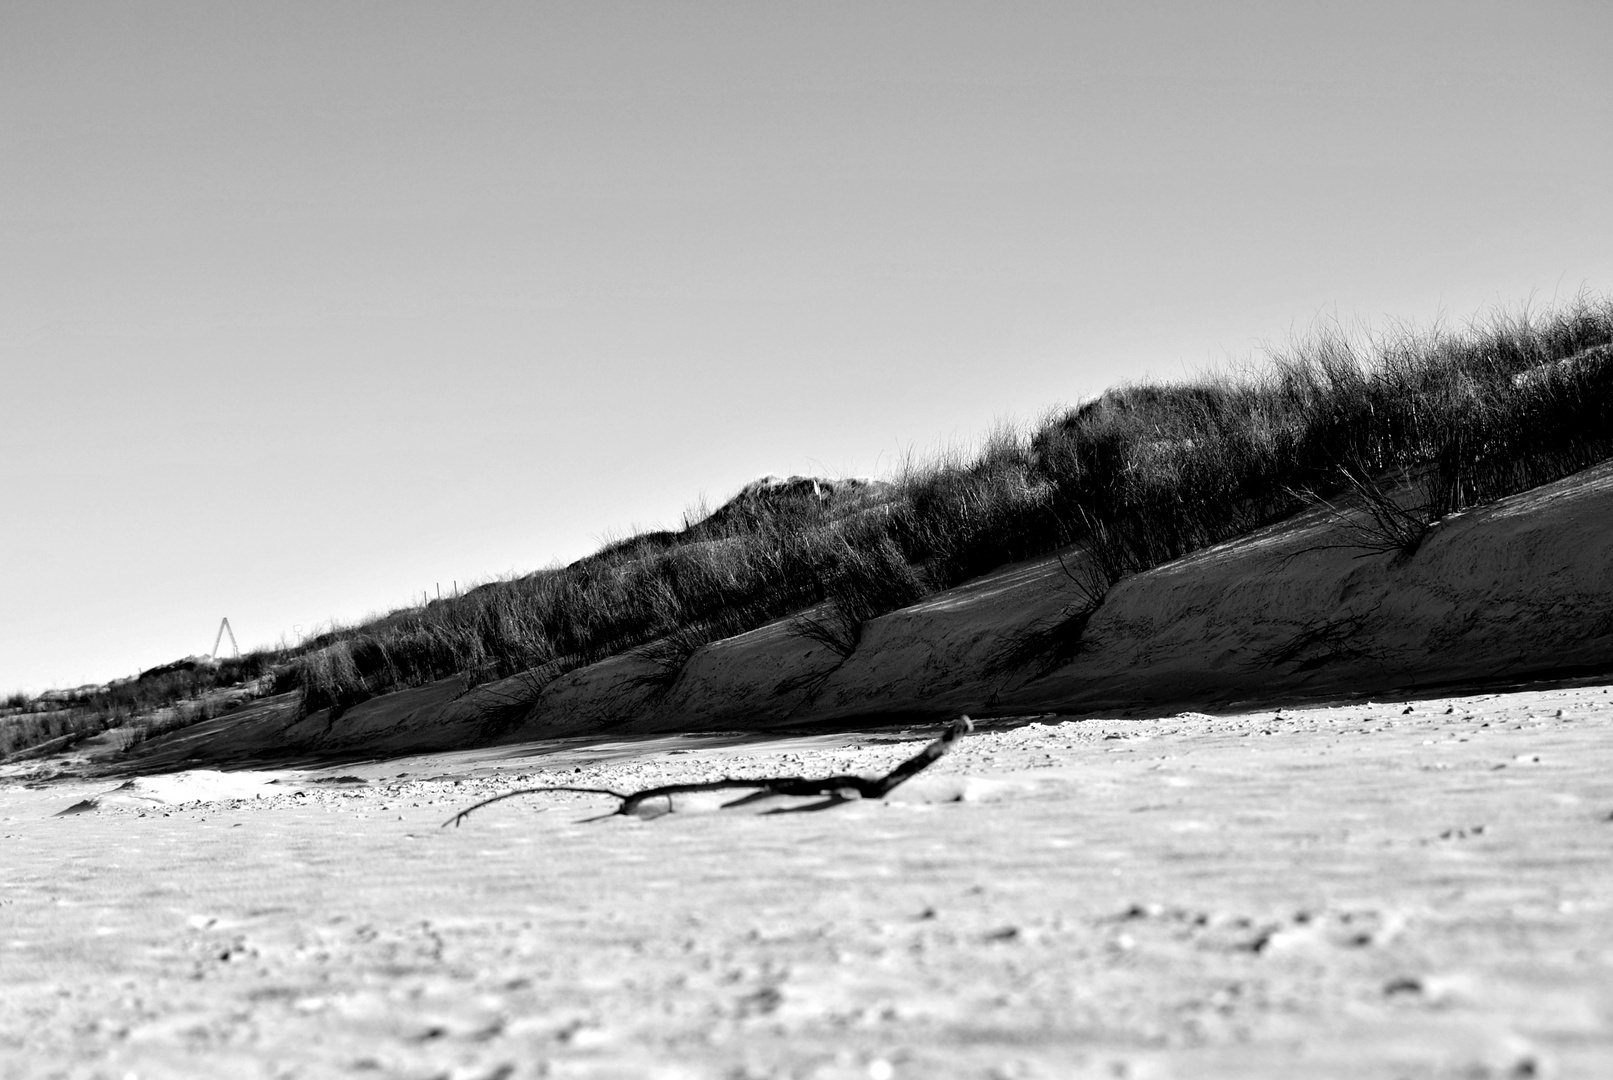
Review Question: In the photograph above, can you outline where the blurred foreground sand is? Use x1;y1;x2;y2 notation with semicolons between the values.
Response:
4;683;1613;1079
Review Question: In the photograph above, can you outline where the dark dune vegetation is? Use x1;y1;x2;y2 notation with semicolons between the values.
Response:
0;655;274;759
282;294;1613;719
5;294;1612;755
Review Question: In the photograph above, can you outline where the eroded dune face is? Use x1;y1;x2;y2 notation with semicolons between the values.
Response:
139;457;1613;769
5;685;1613;1078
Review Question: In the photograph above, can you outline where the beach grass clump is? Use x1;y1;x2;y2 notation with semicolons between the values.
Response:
792;532;930;660
906;297;1613;596
291;499;905;714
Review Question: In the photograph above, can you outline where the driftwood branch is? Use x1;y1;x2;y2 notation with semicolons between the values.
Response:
443;716;974;828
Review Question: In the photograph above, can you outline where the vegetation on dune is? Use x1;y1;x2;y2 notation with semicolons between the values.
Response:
270;293;1612;717
7;293;1611;752
290;478;895;716
0;653;278;759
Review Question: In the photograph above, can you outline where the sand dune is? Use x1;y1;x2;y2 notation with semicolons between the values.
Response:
120;458;1613;769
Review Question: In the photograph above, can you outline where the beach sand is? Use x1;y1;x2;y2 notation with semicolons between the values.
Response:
5;681;1613;1078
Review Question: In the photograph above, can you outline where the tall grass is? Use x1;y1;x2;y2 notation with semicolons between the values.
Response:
899;301;1613;588
289;479;896;715
261;294;1613;714
792;532;930;660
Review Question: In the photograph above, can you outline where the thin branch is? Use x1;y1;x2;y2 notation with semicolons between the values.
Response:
442;716;975;828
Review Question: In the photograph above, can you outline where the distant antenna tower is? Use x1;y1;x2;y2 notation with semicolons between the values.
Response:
212;617;240;660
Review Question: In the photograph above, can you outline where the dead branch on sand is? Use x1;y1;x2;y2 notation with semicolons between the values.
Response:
443;716;974;827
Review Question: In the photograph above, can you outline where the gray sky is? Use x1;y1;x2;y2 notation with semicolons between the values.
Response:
3;1;1610;692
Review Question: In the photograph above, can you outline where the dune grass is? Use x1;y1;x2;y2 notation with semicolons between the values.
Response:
290;482;888;715
0;654;277;759
267;294;1613;717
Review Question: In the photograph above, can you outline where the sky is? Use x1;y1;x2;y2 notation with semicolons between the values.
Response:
3;1;1611;693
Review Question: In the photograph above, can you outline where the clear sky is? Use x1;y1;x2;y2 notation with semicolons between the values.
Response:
3;1;1610;693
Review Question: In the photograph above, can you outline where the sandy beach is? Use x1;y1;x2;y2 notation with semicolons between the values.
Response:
5;681;1612;1079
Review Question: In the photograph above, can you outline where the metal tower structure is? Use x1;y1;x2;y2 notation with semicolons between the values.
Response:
212;617;240;660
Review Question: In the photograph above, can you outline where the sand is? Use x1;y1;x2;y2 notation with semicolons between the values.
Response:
5;682;1613;1078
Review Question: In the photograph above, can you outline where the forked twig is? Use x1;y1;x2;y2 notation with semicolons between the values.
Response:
442;716;975;827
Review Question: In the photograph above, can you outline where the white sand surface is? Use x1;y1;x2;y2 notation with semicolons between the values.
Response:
5;683;1613;1078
